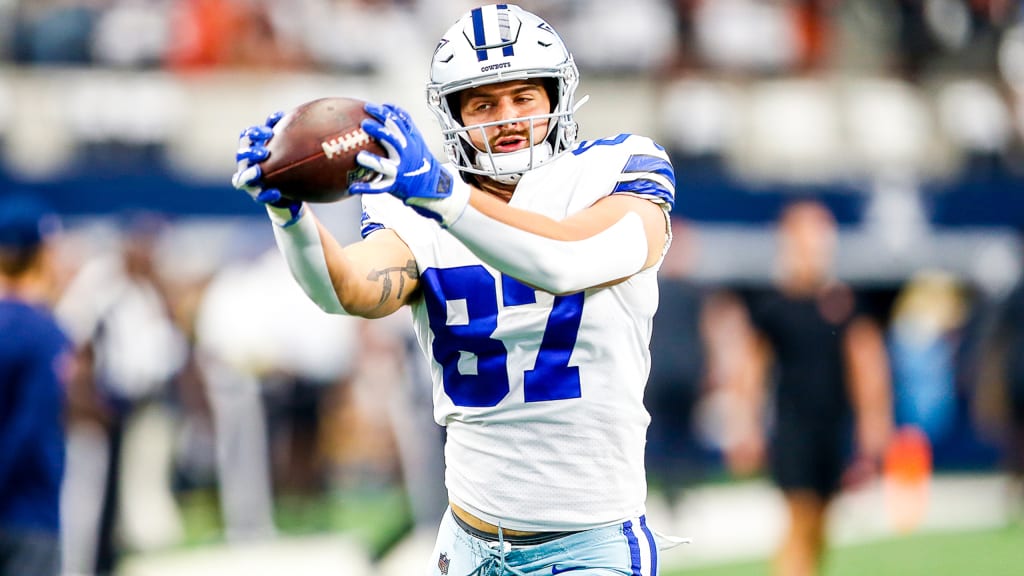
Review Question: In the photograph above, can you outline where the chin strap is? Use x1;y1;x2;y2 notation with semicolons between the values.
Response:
474;142;552;185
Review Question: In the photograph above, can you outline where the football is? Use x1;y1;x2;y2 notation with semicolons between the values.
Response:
260;96;386;203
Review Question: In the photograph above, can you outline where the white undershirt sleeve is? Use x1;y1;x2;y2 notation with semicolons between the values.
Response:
446;202;650;294
266;205;347;315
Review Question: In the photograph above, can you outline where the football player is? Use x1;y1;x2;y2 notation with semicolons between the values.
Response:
234;4;682;574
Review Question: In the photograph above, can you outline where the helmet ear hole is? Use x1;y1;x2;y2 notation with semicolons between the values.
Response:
445;94;463;125
542;78;559;113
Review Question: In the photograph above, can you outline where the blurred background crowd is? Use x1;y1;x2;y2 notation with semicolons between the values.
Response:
2;0;1024;575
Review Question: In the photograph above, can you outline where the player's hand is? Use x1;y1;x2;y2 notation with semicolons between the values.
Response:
232;111;304;226
350;103;458;224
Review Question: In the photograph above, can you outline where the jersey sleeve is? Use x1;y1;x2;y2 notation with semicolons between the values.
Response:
358;164;474;242
574;134;676;211
358;190;435;238
357;181;451;273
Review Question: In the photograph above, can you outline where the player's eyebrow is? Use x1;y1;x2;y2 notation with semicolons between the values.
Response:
461;79;545;102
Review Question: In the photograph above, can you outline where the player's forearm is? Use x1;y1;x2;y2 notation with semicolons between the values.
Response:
317;226;417;319
267;205;409;317
268;206;348;315
446;191;650;294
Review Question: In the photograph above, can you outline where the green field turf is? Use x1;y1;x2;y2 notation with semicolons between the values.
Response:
665;523;1024;576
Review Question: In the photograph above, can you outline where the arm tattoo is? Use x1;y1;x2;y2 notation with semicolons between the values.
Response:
367;260;419;306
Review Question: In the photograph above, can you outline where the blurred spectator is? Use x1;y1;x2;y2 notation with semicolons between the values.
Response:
90;0;173;68
538;0;678;73
0;194;71;576
10;0;98;65
645;218;709;510
726;200;893;576
372;309;448;533
286;0;426;75
975;232;1024;513
55;213;188;575
689;0;805;75
165;0;309;71
194;247;361;539
893;0;1017;79
887;271;968;446
0;0;18;61
935;77;1015;181
192;253;276;542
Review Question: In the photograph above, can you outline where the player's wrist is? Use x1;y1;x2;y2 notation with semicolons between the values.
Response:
265;201;305;228
405;168;467;227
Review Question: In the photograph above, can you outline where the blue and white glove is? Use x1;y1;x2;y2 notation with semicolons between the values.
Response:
231;111;304;227
350;103;467;227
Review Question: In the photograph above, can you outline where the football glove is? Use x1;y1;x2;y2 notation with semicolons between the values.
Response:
232;111;304;227
350;103;465;226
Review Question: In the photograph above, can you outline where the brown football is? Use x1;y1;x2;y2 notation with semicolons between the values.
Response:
260;97;386;203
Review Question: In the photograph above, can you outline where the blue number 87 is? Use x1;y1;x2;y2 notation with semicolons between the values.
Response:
420;266;584;407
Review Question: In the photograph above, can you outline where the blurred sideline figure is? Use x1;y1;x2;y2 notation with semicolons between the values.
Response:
56;214;188;575
727;200;893;576
645;217;709;513
887;272;967;445
882;272;966;532
0;195;72;576
367;309;449;534
975;230;1024;516
233;4;685;574
194;247;360;540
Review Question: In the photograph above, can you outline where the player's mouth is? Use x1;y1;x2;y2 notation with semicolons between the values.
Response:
492;135;528;153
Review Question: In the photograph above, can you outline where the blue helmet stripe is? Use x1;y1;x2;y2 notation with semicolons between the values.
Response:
622;154;676;187
497;4;515;57
471;7;488;61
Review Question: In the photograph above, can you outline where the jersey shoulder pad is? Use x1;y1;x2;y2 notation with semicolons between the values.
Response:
572;134;676;209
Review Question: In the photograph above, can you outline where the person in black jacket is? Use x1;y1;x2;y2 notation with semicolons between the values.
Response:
726;200;893;576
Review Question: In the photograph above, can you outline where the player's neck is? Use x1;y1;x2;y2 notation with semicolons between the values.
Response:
476;178;516;204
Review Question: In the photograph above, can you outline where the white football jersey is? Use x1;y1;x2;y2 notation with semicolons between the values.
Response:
360;134;675;531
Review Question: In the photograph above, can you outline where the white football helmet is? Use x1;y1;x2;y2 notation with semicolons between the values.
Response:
427;4;581;184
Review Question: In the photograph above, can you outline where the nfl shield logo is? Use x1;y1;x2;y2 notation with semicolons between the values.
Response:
438;552;450;575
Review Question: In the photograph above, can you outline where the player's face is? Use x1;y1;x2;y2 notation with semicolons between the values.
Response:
458;80;551;153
